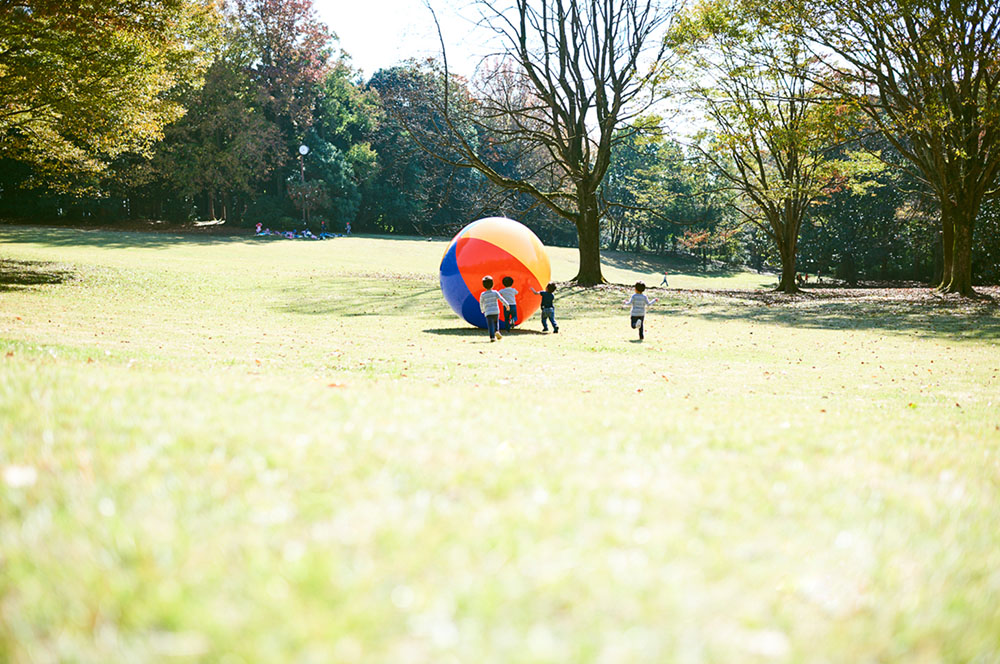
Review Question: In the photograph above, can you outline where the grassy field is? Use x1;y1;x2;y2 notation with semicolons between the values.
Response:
2;225;999;663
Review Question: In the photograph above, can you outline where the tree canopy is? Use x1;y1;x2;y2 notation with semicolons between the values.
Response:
0;0;218;187
798;0;1000;295
672;0;881;292
384;0;677;285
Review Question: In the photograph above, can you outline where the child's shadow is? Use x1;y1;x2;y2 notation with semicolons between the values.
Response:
423;327;549;336
423;328;481;336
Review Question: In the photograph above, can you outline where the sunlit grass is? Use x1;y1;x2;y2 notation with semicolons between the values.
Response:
2;226;999;663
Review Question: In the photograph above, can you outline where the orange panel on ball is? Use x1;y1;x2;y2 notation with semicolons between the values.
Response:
455;237;544;323
460;217;551;287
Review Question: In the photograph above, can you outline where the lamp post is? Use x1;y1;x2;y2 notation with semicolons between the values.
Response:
298;144;309;226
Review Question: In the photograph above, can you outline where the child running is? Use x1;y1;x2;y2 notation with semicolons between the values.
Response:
499;276;518;331
530;282;559;333
625;281;657;340
479;275;511;342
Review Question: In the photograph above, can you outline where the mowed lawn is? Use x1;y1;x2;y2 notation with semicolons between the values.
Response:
2;226;999;663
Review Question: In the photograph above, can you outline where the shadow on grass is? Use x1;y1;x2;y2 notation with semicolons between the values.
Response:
423;327;550;337
652;287;1000;340
500;328;549;336
1;225;258;250
600;249;751;279
423;327;482;336
276;284;441;317
0;259;75;292
0;224;446;251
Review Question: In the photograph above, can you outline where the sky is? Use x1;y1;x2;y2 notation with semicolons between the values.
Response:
314;0;491;79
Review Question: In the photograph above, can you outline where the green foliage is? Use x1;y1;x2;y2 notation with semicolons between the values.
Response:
2;0;998;287
243;193;291;227
797;137;936;283
153;58;285;200
973;199;1000;284
602;122;728;257
0;0;219;187
296;63;383;227
673;0;881;288
234;0;334;142
361;64;484;235
796;0;1000;294
314;62;382;156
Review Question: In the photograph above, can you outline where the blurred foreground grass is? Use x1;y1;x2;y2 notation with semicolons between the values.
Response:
2;227;999;663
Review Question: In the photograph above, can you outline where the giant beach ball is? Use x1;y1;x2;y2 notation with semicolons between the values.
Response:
439;217;552;329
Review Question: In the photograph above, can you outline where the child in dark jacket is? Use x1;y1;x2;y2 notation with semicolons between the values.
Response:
530;282;559;333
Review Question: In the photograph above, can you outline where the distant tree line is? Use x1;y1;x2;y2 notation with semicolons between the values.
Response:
1;0;998;290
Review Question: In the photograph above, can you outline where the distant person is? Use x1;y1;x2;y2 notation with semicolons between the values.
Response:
345;221;352;235
660;271;669;287
479;275;511;342
499;276;518;331
530;282;559;333
625;281;657;341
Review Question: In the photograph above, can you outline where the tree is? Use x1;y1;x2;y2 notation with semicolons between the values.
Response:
800;0;1000;296
673;0;878;292
234;0;333;146
148;0;338;223
305;60;381;229
390;0;675;285
798;136;935;284
603;124;726;255
0;0;218;186
153;57;285;220
364;64;485;235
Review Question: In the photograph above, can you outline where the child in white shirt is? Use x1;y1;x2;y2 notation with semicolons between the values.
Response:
499;276;518;331
479;275;511;341
625;281;657;340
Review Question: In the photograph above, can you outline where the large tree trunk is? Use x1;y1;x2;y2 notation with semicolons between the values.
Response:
774;217;800;294
942;215;975;296
574;212;605;285
777;251;799;293
572;190;606;285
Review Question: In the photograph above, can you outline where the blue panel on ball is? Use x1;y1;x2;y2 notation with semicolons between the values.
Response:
439;241;487;329
439;239;461;282
461;292;487;329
